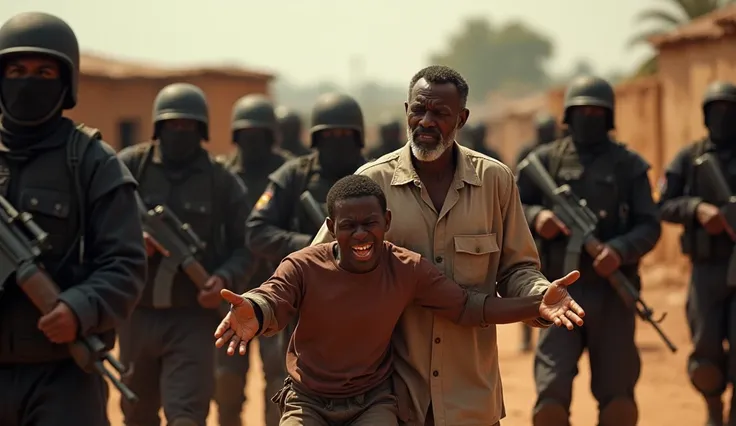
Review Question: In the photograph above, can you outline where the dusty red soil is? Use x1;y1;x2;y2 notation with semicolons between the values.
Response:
106;263;707;425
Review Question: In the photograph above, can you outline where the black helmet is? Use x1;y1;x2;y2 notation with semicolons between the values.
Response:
152;83;209;140
563;76;615;124
231;94;276;133
309;93;364;147
276;106;301;128
535;112;556;130
702;81;736;116
0;12;79;109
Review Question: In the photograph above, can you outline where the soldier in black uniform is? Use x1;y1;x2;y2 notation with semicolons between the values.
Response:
365;115;403;160
659;81;736;426
516;112;558;167
246;92;366;263
0;12;146;426
216;94;291;426
276;106;311;157
516;112;558;353
461;122;502;162
517;76;661;426
117;83;250;426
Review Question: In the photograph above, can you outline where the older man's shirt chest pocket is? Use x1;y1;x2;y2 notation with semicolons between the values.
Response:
453;234;499;287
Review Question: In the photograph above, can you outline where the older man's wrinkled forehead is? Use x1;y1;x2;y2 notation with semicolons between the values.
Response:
409;78;462;109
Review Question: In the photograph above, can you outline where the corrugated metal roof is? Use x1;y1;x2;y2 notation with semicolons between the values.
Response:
649;4;736;48
79;52;274;81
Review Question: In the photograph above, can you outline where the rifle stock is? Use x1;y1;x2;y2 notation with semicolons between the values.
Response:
136;195;210;290
0;195;138;402
518;153;677;353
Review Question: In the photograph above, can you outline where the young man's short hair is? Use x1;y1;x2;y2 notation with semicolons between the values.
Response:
326;175;387;218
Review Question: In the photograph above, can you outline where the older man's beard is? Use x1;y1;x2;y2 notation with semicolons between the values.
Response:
408;127;456;162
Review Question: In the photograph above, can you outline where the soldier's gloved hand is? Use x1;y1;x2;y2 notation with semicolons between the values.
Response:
534;209;570;240
592;245;622;278
198;275;226;309
696;202;727;235
37;301;79;344
540;270;585;330
214;289;259;356
143;231;169;257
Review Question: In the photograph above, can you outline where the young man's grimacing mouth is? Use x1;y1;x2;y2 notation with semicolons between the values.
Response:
351;242;374;261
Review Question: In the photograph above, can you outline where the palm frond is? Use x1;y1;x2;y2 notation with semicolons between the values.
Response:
633;55;659;77
634;9;687;26
679;0;730;19
626;28;671;48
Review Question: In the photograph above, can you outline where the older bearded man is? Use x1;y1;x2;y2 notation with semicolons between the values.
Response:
312;65;579;426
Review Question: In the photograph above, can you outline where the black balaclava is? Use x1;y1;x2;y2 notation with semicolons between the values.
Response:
315;130;365;179
0;75;67;151
281;121;302;151
157;123;204;166
568;108;610;154
235;128;274;168
706;102;736;147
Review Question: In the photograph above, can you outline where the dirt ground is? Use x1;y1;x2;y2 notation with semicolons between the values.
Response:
105;264;710;425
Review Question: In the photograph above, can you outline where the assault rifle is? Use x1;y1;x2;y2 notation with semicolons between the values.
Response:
299;191;326;228
0;195;138;402
518;153;677;353
694;153;736;286
136;196;210;292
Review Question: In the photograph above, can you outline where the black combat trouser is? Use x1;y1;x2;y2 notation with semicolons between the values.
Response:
533;279;640;425
215;333;286;426
0;359;110;426
119;307;217;426
687;262;736;396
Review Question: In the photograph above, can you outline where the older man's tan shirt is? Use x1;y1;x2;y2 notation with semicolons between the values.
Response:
312;142;550;425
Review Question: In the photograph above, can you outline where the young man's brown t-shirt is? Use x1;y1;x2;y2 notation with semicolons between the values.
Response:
244;241;488;398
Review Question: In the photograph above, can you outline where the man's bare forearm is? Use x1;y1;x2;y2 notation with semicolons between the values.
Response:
482;294;543;324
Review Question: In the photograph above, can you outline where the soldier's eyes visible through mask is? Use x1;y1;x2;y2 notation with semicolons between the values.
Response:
3;57;60;79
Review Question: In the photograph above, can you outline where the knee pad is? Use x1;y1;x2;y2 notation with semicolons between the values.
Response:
690;359;727;396
533;401;568;426
215;370;246;407
599;397;637;426
168;418;199;426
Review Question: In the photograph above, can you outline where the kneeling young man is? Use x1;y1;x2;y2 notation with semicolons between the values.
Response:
215;175;585;426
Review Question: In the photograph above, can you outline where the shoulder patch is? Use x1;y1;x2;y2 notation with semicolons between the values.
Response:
255;188;274;211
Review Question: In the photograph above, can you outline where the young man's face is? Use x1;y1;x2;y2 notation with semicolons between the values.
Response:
327;195;391;273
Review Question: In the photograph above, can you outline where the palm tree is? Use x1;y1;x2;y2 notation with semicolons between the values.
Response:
629;0;736;76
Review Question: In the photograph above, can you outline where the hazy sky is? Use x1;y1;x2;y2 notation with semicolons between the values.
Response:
2;0;660;87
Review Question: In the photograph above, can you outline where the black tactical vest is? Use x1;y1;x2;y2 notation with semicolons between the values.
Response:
132;144;224;309
682;139;736;260
541;139;634;282
0;124;111;363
